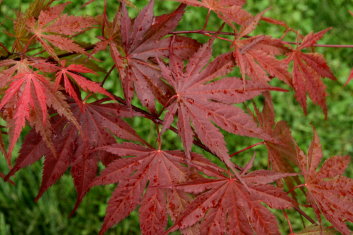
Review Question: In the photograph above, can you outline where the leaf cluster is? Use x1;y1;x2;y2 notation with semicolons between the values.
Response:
0;0;352;234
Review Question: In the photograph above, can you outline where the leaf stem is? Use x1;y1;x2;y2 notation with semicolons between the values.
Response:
0;42;10;54
100;65;115;86
294;206;317;225
170;30;353;48
287;183;307;195
230;141;265;157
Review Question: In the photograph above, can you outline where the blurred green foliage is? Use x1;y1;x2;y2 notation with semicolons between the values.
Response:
0;0;352;234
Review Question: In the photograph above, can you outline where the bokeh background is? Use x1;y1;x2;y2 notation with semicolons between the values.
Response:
0;0;352;234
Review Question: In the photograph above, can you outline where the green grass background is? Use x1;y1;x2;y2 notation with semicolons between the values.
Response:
0;0;352;234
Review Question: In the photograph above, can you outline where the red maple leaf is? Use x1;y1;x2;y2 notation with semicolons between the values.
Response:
26;2;96;60
159;39;284;173
297;130;353;235
168;160;295;234
171;0;252;26
91;142;221;234
232;10;292;85
5;99;143;213
284;29;336;116
54;60;115;106
253;92;300;194
0;71;79;164
92;1;200;112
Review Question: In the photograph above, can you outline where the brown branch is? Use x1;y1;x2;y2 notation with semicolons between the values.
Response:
294;206;317;225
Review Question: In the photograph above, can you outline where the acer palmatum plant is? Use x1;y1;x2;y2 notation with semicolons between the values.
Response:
0;0;352;234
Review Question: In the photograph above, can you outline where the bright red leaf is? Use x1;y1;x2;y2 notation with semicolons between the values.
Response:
0;71;79;164
54;60;115;106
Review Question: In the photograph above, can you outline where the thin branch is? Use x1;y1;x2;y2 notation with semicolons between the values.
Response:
100;65;115;86
230;141;265;157
0;42;10;54
170;30;353;48
294;206;317;225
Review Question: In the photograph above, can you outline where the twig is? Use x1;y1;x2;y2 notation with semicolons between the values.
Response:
170;30;353;48
230;141;265;157
100;65;115;86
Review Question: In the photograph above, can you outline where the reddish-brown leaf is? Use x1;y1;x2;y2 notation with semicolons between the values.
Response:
92;143;219;234
171;0;251;26
168;165;295;234
297;131;353;235
233;35;292;84
92;2;200;112
5;100;143;213
285;29;336;115
159;40;284;172
26;2;96;60
253;92;300;193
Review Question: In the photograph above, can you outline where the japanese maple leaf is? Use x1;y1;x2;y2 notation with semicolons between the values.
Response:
285;29;336;116
0;60;24;88
5;100;143;213
91;142;220;235
297;130;353;235
168;161;295;234
0;58;41;88
253;92;300;193
0;71;79;165
92;1;200;112
159;40;283;173
54;60;115;106
232;10;292;85
171;0;252;26
26;2;96;60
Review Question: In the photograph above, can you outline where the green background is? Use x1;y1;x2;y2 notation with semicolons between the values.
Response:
0;0;352;234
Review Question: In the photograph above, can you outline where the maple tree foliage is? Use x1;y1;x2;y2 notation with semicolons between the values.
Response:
0;0;352;234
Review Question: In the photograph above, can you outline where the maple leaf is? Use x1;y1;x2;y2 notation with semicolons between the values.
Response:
253;92;300;194
159;40;284;173
26;2;96;60
171;0;252;26
0;71;79;165
92;1;200;112
168;161;295;234
285;29;336;116
91;142;221;234
0;58;38;88
54;60;115;106
232;10;292;85
5;99;143;213
297;130;353;235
